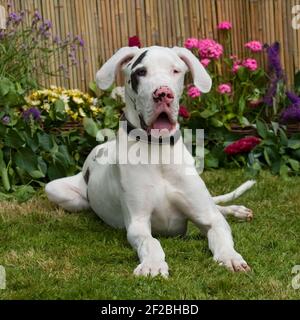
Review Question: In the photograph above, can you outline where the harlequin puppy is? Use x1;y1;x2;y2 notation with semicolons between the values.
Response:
46;46;255;277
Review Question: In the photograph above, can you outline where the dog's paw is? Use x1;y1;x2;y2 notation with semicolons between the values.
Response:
215;251;251;272
229;205;253;221
133;260;169;278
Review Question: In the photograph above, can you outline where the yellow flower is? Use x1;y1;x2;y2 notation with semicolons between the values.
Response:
78;108;86;117
73;96;84;104
71;112;79;120
42;103;51;112
25;97;41;106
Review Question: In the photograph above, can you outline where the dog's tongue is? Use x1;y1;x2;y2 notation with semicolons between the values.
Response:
152;113;172;131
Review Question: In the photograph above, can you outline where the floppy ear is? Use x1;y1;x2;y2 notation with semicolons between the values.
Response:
96;46;141;90
172;46;212;93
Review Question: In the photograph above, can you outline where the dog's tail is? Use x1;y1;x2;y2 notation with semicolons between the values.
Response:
212;180;256;204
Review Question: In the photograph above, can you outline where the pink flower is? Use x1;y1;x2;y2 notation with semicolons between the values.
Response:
232;61;242;73
243;58;258;71
179;106;190;119
184;38;199;49
200;58;211;67
224;136;261;155
245;41;263;52
217;21;232;30
187;86;201;98
217;83;232;94
198;39;223;60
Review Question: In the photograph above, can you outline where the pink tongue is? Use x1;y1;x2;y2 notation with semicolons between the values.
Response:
152;115;172;131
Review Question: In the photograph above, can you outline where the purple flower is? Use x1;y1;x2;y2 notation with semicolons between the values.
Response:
75;35;84;47
263;78;277;106
265;42;283;79
280;105;300;124
22;108;41;121
263;42;285;107
7;12;23;25
53;35;61;45
286;91;300;106
38;20;52;38
2;116;10;125
32;11;42;26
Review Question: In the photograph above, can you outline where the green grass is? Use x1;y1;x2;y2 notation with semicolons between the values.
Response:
0;169;299;300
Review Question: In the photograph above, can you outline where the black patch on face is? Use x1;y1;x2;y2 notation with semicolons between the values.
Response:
131;50;148;70
131;67;147;93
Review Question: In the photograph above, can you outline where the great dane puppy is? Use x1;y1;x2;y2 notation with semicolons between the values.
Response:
46;46;255;277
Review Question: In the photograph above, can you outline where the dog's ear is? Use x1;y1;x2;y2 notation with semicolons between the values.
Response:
96;46;140;90
172;47;212;93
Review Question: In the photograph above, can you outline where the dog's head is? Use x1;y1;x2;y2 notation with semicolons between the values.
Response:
96;46;212;136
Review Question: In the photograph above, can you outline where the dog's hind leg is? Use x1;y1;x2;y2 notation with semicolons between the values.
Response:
45;172;90;212
217;205;253;221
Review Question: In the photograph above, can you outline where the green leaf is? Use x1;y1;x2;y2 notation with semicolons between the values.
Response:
199;109;218;119
256;120;268;139
38;133;53;151
0;77;13;96
288;139;300;150
89;81;98;95
237;116;250;126
4;129;25;149
237;67;248;81
279;164;289;178
54;100;66;120
48;162;66;180
279;128;288;146
263;148;272;166
205;154;219;168
288;159;300;171
29;170;45;179
238;97;246;115
15;148;38;175
210;118;223;127
83;117;99;137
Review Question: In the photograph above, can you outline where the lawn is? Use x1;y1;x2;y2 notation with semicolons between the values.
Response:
0;169;299;300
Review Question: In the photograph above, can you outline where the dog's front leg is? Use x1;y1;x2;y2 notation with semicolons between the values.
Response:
174;171;250;272
126;218;169;277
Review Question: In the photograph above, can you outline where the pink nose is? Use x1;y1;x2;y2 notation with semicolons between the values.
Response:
153;86;174;104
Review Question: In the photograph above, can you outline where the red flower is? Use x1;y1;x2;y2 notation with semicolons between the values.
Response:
179;105;190;119
128;36;141;48
224;136;261;155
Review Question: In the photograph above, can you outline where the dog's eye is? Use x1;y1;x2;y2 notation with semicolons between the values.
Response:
173;69;180;74
135;68;147;77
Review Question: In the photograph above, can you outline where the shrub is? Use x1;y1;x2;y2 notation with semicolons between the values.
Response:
0;6;85;90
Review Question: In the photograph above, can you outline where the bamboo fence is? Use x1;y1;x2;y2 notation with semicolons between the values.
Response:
0;0;300;91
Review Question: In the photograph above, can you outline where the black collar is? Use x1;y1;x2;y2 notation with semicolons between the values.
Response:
120;113;181;146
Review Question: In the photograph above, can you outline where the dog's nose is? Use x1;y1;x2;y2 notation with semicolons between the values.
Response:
153;86;174;104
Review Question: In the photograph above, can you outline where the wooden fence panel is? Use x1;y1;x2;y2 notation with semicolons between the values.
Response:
0;0;299;91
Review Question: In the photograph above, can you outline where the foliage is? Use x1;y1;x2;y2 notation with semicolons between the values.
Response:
0;7;85;89
0;83;124;193
247;121;300;178
181;33;268;130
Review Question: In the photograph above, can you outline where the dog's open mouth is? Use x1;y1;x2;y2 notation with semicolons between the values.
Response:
151;112;174;131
